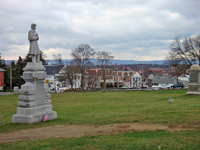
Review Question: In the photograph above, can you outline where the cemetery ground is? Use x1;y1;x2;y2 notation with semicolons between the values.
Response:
0;89;200;149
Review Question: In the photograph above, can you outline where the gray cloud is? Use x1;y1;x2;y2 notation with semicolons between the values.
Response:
0;0;200;61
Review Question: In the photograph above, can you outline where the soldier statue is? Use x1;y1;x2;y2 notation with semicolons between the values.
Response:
28;23;40;62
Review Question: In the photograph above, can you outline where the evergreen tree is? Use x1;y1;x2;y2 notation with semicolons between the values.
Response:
0;53;6;68
10;60;16;87
15;56;25;87
24;50;47;65
24;54;32;64
40;51;47;65
4;67;10;88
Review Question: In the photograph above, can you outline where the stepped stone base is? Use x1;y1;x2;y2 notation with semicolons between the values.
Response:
12;105;57;124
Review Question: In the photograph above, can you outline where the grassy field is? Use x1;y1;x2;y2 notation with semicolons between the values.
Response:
0;89;200;149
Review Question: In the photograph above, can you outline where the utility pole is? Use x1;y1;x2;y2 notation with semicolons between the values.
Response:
115;63;119;88
53;70;57;93
10;61;12;92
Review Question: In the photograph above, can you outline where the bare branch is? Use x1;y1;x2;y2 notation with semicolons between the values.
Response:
71;44;95;89
96;51;114;89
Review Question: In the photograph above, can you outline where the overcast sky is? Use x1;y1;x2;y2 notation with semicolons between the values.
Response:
0;0;200;61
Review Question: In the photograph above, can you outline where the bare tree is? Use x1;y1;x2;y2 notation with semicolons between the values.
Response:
193;34;200;63
167;56;187;82
142;67;153;78
52;54;65;76
166;34;200;78
167;35;200;65
71;44;95;89
60;61;78;90
96;51;114;90
87;74;97;89
52;54;64;65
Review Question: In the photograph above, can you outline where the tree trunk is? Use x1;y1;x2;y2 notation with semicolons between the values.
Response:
71;83;73;90
81;75;84;90
104;79;106;90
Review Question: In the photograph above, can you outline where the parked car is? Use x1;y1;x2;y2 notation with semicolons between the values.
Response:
171;83;184;89
121;85;130;89
131;86;140;89
160;84;172;89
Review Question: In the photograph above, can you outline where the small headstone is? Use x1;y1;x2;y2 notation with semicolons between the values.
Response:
169;98;173;103
14;86;19;94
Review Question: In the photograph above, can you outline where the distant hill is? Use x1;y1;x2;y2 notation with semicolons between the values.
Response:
110;60;165;65
46;59;165;65
5;59;165;65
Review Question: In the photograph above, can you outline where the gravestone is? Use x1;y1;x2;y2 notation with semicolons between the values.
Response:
14;86;19;94
147;79;152;90
186;64;200;95
168;98;173;103
12;23;57;124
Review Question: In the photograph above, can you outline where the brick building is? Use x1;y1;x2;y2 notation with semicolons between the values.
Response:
0;68;5;90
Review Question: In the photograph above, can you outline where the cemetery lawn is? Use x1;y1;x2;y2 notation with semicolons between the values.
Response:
0;89;200;149
1;89;200;133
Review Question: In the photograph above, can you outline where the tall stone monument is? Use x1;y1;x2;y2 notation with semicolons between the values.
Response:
186;64;200;95
12;23;57;124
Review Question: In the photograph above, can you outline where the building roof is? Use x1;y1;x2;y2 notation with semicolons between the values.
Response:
152;77;176;84
87;68;114;76
130;72;137;77
44;65;63;75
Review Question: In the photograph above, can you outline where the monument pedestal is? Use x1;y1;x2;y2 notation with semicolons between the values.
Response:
12;62;57;124
12;105;57;124
186;64;200;95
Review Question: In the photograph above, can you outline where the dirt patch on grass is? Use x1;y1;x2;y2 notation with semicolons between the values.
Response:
0;123;192;143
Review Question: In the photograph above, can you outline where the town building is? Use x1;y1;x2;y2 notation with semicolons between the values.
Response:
85;68;114;88
114;71;142;87
0;68;5;90
44;64;64;90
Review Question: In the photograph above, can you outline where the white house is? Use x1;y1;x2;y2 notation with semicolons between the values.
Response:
130;72;142;87
44;64;65;91
114;71;142;87
70;73;81;89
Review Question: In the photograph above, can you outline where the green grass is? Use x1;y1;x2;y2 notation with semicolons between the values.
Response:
0;130;199;149
1;89;200;149
0;89;200;133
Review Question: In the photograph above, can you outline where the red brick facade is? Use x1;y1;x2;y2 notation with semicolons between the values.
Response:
0;70;4;87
